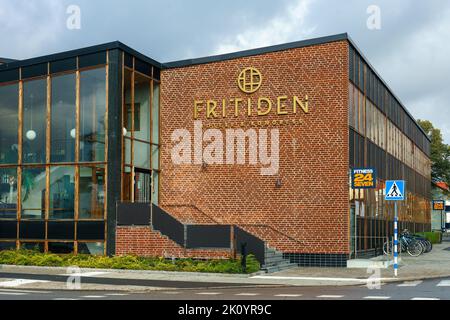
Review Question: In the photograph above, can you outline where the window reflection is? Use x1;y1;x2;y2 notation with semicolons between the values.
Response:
23;79;47;164
79;166;104;219
51;74;76;163
0;84;18;165
80;68;106;162
21;167;46;219
0;168;18;219
49;167;75;219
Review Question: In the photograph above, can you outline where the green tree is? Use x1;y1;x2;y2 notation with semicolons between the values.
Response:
418;120;450;184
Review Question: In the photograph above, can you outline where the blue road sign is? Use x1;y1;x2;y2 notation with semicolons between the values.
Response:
385;180;405;201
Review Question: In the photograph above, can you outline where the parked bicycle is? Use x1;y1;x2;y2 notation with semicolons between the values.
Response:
383;230;428;257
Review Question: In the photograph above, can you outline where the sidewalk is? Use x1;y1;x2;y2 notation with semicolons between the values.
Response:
1;240;449;291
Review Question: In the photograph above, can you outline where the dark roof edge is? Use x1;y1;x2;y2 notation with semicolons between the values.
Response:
0;58;17;64
347;35;431;142
0;41;163;71
162;33;349;69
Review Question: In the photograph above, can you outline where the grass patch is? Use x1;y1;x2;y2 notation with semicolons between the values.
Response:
0;250;260;274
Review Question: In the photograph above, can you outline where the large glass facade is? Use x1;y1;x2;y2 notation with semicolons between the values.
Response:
0;48;161;255
0;53;112;253
349;45;432;258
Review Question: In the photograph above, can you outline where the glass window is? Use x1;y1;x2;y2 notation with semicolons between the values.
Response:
349;83;354;127
21;167;46;220
49;166;75;219
21;242;44;252
51;74;76;163
79;166;105;219
152;171;159;205
151;145;159;170
123;69;132;138
134;73;151;142
0;84;18;165
0;168;18;219
0;242;16;251
78;242;104;255
152;82;160;145
48;242;74;254
125;138;131;165
23;79;47;164
134;141;151;170
80;68;106;162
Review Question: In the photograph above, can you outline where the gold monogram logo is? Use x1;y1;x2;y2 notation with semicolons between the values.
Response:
238;67;262;94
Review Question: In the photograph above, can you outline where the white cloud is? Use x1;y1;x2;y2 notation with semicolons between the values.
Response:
0;0;66;59
214;0;316;54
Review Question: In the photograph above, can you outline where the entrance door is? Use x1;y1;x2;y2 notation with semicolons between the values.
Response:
134;168;152;203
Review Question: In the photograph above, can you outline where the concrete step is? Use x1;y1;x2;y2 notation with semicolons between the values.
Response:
262;262;298;273
347;257;402;269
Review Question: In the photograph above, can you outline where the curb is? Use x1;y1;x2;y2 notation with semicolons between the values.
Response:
0;264;258;278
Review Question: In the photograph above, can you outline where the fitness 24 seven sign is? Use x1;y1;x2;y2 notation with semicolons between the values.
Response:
352;168;377;189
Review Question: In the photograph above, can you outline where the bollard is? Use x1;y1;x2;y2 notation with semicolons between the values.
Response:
241;243;247;273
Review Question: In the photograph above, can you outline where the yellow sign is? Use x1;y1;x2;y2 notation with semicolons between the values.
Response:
352;168;376;189
433;201;445;211
194;67;309;120
238;67;262;94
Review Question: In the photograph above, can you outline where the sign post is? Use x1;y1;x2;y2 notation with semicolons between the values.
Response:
433;200;445;231
385;180;405;277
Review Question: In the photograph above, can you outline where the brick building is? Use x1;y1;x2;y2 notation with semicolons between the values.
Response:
0;33;431;267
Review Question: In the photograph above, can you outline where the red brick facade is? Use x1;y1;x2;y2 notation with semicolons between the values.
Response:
116;40;350;258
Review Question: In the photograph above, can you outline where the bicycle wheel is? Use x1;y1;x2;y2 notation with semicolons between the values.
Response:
407;241;423;257
383;241;392;255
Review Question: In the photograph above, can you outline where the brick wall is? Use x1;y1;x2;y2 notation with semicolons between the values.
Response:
155;40;350;256
117;41;350;257
116;227;232;259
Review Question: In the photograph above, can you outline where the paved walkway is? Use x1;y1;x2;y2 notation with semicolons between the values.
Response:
0;238;449;290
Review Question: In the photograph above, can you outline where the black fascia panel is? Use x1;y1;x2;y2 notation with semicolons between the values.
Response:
0;41;162;73
0;68;19;83
22;63;48;79
79;52;107;69
50;57;77;74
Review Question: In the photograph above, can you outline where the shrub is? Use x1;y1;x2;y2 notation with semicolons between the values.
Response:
0;250;260;274
415;232;442;244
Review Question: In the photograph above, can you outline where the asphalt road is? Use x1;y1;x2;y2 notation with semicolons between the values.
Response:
0;277;448;300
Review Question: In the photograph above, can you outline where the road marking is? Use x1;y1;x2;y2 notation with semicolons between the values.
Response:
196;292;222;295
81;295;106;299
0;292;27;296
437;280;450;287
317;295;344;299
235;293;260;296
251;276;391;283
0;288;51;294
105;293;129;296
398;281;422;287
275;294;303;297
62;272;110;277
53;298;80;301
162;292;181;295
364;296;391;300
0;279;50;287
411;297;440;301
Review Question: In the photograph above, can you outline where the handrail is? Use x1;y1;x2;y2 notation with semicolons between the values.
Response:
231;223;305;247
163;203;221;224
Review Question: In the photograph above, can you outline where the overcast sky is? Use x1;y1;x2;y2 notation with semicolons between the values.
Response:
1;0;449;143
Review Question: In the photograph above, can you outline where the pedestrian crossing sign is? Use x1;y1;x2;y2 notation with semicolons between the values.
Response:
385;180;405;201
